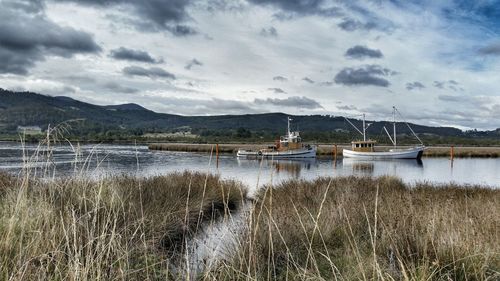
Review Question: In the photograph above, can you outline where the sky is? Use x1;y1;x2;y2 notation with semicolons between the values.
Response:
1;0;500;130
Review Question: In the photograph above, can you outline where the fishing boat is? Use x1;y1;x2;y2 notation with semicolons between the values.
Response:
342;106;425;160
237;117;317;158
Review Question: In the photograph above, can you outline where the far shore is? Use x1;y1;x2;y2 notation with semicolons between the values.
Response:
148;142;500;158
1;140;499;157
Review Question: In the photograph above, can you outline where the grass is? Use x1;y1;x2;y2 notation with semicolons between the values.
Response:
0;171;246;280
208;176;500;280
0;171;498;280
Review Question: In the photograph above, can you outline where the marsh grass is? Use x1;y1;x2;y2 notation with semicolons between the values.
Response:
0;171;246;280
210;176;500;280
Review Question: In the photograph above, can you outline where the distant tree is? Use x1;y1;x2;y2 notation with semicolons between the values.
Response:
235;127;251;138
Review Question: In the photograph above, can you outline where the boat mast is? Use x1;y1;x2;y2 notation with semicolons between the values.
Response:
362;114;366;141
287;117;291;136
393;106;397;147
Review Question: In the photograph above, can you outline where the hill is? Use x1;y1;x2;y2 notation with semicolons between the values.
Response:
0;88;498;143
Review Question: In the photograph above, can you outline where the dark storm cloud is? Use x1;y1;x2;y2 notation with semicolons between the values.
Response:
254;96;322;109
0;3;101;75
54;0;197;35
267;87;287;94
406;81;425;90
109;47;160;63
185;58;203;70
123;66;176;79
302;77;314;83
248;0;343;18
103;82;139;94
273;76;288;82
334;65;395;87
345;45;383;59
338;18;377;31
260;26;278;37
478;42;500;55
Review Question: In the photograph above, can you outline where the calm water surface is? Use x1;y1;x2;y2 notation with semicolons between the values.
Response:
1;142;498;192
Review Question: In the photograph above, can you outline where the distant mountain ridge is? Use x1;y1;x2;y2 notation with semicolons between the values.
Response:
0;88;497;139
103;103;150;111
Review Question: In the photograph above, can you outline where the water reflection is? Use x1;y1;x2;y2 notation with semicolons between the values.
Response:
0;142;498;189
237;158;315;178
342;158;424;177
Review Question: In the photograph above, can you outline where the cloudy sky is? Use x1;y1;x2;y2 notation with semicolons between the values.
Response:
1;0;500;129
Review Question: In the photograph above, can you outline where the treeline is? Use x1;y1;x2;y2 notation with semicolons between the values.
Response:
6;126;499;146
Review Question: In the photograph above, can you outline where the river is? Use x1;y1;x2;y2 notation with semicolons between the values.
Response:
0;142;498;193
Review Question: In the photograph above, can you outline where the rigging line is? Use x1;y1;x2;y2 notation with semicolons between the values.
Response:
394;107;424;145
383;126;396;146
343;117;363;136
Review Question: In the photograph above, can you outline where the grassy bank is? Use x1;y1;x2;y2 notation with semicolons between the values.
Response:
210;177;500;280
0;171;246;280
1;172;498;280
148;143;500;158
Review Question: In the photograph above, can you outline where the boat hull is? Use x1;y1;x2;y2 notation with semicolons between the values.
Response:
237;147;317;158
343;146;424;160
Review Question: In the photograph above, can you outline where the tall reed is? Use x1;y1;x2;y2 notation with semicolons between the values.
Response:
210;176;499;280
0;171;246;280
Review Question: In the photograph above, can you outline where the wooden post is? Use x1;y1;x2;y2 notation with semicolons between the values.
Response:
333;144;338;168
450;145;454;161
216;144;219;168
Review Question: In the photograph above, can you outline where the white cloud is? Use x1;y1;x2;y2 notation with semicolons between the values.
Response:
0;0;499;129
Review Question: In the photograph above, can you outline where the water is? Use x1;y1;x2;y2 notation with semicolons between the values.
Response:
1;141;498;274
0;142;498;194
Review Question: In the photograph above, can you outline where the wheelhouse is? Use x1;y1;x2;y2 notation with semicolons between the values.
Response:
351;140;376;152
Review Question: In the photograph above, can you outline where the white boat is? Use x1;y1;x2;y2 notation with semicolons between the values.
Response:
237;117;317;158
343;145;424;159
342;107;425;160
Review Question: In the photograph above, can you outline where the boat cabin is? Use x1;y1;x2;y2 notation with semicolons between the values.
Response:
279;131;302;150
351;140;376;152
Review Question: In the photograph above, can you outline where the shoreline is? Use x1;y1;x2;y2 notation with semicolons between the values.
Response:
148;142;500;158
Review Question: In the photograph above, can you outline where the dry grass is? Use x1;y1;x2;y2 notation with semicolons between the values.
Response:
0;167;498;280
0;171;246;280
210;176;500;280
422;147;500;158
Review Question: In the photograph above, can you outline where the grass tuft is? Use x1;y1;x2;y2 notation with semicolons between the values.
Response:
0;171;246;280
224;176;500;280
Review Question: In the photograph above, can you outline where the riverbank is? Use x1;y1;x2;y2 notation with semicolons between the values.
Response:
223;176;500;280
1;172;498;280
148;142;500;158
0;171;246;280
